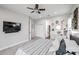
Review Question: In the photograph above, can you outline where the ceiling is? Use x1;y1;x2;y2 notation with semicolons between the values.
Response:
0;4;74;19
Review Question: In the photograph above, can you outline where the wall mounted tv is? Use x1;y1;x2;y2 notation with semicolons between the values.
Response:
3;21;21;33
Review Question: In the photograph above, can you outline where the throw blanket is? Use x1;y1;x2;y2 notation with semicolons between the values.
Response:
56;39;66;55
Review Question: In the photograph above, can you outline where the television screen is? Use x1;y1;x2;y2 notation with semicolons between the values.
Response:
3;21;21;33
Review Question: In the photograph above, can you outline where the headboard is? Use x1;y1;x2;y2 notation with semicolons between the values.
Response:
70;35;79;45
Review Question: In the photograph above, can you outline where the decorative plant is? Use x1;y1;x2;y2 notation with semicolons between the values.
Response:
72;15;78;29
72;8;78;30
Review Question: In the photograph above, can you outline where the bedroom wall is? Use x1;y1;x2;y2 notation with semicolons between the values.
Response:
34;15;70;40
31;20;35;38
0;7;30;50
45;15;70;40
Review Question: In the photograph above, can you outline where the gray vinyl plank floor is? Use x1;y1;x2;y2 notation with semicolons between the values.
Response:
0;39;37;55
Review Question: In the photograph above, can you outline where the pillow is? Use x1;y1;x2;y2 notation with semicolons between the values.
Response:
65;39;79;52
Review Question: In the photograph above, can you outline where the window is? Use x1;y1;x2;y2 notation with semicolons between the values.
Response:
72;8;78;29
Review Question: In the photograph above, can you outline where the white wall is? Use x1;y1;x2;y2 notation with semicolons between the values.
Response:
31;20;35;38
0;7;30;50
45;15;70;40
34;15;69;40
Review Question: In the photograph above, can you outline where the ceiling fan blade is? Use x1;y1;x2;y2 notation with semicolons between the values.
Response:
27;7;34;10
31;11;34;13
39;9;45;11
35;4;39;9
38;11;41;14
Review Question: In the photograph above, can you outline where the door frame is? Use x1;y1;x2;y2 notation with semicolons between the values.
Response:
29;16;32;40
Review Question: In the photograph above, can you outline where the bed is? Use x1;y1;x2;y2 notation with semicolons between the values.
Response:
16;37;79;55
16;39;53;55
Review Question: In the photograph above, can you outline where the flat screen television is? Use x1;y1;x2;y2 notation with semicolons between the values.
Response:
3;21;21;33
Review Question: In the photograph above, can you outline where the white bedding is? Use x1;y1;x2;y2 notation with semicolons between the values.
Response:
16;39;52;55
16;38;79;55
65;39;79;52
49;39;79;54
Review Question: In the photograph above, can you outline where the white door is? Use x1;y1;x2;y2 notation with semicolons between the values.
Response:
35;24;45;39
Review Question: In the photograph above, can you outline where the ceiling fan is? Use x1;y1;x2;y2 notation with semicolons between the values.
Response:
27;4;45;14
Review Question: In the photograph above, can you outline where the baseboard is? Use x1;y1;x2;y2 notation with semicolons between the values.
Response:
0;40;29;51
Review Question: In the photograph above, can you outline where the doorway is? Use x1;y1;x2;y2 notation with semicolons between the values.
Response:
35;24;45;39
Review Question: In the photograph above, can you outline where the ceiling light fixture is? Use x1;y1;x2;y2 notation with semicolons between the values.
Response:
54;12;57;14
